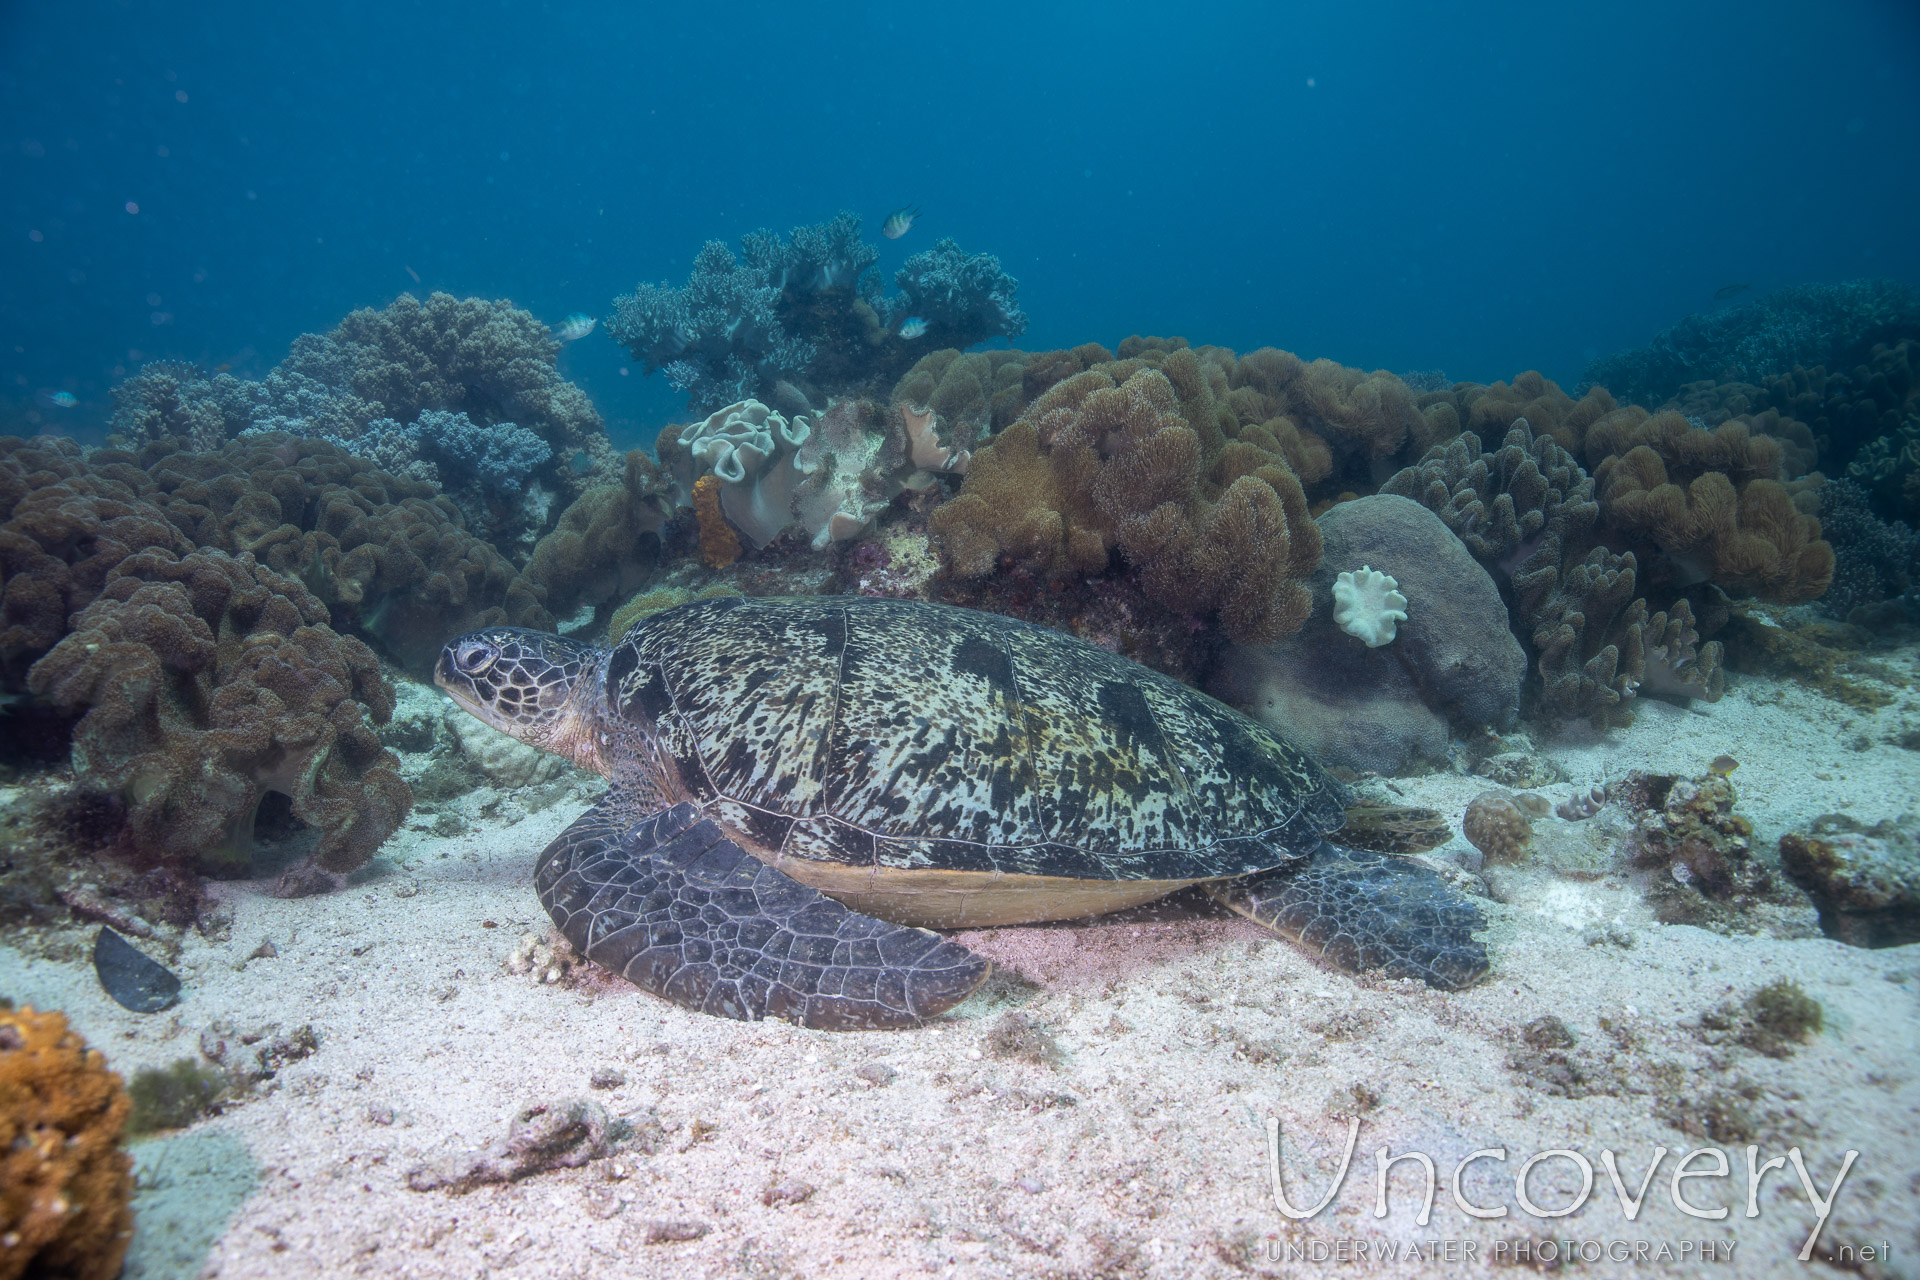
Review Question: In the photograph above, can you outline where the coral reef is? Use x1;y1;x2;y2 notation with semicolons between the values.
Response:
1582;280;1920;410
888;238;1028;351
1383;418;1728;726
610;214;1025;414
691;475;741;569
1595;445;1832;602
1212;495;1524;774
146;438;549;673
1779;814;1920;948
1814;478;1917;621
521;449;670;626
0;1005;134;1280
109;293;616;520
1381;418;1598;571
931;354;1321;644
890;348;1034;448
674;400;814;548
26;545;410;875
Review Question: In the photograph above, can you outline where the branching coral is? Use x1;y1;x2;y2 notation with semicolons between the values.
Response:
611;215;1026;414
886;238;1028;349
27;546;410;874
0;1006;134;1280
1816;478;1918;620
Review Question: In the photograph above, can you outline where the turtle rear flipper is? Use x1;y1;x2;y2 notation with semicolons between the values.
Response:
536;797;991;1030
1211;842;1490;990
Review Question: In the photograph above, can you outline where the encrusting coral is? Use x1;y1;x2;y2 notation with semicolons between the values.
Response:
691;474;742;570
0;1005;135;1280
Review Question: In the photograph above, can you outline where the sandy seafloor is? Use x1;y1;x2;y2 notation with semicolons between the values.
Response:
5;633;1920;1280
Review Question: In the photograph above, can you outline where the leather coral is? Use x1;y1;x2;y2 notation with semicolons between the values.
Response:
26;546;410;874
930;360;1321;644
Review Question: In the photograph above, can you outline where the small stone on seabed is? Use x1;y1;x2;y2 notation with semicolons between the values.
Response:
640;1219;709;1244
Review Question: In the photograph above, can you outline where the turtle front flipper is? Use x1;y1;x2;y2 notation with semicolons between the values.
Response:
1210;842;1490;990
536;797;992;1030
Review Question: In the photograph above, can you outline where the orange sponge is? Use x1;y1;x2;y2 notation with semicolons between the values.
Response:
0;1006;134;1280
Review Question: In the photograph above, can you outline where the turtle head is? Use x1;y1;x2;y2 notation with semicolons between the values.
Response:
434;628;609;773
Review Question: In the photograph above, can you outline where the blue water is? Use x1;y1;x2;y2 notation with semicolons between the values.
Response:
4;0;1918;448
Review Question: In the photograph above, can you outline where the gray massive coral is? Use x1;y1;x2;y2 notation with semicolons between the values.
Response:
107;293;615;550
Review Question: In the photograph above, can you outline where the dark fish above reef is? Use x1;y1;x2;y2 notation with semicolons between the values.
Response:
1713;282;1751;300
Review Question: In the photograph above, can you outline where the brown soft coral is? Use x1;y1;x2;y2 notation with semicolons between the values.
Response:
931;366;1319;643
1529;546;1648;727
1598;446;1833;602
27;547;409;874
131;435;550;674
0;1006;134;1280
889;348;1033;448
1445;370;1618;457
522;450;670;622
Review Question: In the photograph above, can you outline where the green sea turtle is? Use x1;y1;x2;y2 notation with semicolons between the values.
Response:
434;596;1489;1030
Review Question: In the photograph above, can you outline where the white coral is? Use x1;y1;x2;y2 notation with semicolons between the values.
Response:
1332;564;1409;647
677;400;812;549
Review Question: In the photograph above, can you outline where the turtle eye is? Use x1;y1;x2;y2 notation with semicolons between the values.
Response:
454;639;499;676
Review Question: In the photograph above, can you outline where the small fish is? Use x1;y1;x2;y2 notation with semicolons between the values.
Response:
1709;754;1739;775
214;363;232;372
882;205;921;240
1713;283;1750;301
554;314;597;343
896;317;928;340
36;390;77;409
404;265;422;284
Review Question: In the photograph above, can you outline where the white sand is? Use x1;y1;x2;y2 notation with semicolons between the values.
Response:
5;651;1919;1280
